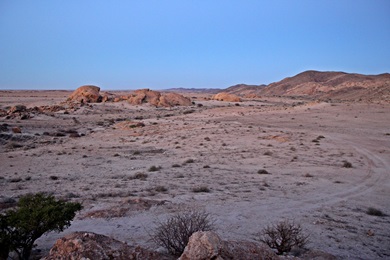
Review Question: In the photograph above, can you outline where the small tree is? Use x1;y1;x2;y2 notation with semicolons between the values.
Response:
0;192;82;260
260;220;309;255
153;210;215;256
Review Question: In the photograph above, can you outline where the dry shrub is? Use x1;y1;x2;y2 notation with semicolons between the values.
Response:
366;207;385;216
260;220;309;255
342;160;352;168
129;172;148;180
153;210;215;256
192;186;210;193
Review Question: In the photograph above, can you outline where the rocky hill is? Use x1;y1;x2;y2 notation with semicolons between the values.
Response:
224;71;390;101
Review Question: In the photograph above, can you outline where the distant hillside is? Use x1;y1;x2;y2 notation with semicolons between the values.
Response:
164;88;221;94
224;71;390;101
224;84;266;97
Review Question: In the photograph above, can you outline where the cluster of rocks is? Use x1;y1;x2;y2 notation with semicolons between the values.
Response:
1;104;69;120
44;232;173;260
44;231;336;259
67;86;193;108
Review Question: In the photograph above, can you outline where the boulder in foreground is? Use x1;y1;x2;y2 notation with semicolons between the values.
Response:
67;85;102;103
45;232;173;260
179;231;278;260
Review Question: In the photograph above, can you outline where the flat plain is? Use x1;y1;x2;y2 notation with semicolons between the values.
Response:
0;90;389;259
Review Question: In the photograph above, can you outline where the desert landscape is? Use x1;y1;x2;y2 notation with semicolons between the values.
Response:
1;71;390;259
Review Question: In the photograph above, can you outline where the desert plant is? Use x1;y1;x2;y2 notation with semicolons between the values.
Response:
366;207;385;216
184;159;194;164
130;172;148;180
342;160;352;168
154;186;168;192
0;192;82;260
153;210;215;255
148;165;161;172
258;169;270;175
259;220;309;255
192;186;210;193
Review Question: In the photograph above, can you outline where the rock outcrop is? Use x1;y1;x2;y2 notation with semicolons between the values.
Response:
45;232;173;260
212;92;242;102
159;92;192;107
127;89;192;107
179;231;278;260
67;85;102;103
128;89;161;106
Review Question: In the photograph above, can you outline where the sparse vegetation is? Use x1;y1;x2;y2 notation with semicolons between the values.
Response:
259;220;309;255
153;210;215;256
148;165;161;172
129;172;148;180
342;160;353;168
172;164;181;168
0;192;82;260
192;186;211;193
258;169;270;175
366;207;385;216
184;158;194;164
303;173;313;178
154;186;168;192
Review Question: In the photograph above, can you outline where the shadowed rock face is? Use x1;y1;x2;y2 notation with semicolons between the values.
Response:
212;92;242;102
128;89;192;107
67;85;102;103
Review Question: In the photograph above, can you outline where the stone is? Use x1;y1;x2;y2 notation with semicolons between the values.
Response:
179;231;278;260
127;89;192;107
12;127;21;134
67;85;102;103
212;92;242;102
159;93;192;107
45;232;173;260
8;105;27;114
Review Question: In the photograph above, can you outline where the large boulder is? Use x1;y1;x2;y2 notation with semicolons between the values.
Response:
179;231;278;260
128;89;161;106
128;89;192;107
45;232;173;260
159;92;192;107
212;92;242;102
179;231;224;260
67;85;102;103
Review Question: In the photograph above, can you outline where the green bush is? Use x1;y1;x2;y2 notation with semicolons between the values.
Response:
0;192;82;260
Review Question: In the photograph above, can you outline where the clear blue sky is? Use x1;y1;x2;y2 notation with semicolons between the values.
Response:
0;0;389;90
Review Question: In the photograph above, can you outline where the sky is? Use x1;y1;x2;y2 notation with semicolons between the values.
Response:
0;1;389;90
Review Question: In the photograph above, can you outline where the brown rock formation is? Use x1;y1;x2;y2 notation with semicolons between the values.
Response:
212;92;242;102
45;232;173;260
179;231;278;260
67;85;102;103
128;89;161;106
159;92;192;107
127;89;192;107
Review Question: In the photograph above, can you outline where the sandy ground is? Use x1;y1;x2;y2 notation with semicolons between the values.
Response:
0;90;389;259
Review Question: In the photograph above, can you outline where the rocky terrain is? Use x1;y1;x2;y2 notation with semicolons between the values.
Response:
0;76;389;259
224;70;390;102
